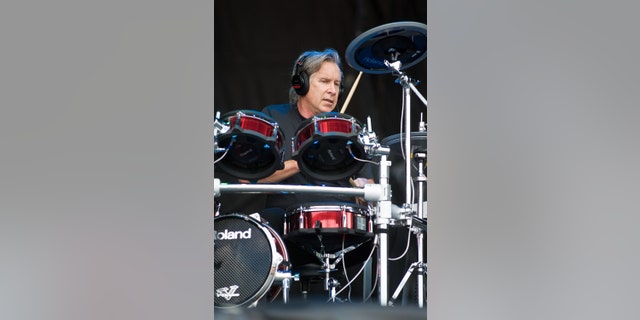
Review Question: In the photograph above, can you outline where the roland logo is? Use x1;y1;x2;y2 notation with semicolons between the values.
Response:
215;228;252;240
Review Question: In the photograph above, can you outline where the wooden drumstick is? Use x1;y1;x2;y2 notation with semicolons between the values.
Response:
339;71;363;114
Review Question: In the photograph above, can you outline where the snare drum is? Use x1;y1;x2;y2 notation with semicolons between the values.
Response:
214;214;289;308
284;202;374;255
292;112;367;181
215;110;284;180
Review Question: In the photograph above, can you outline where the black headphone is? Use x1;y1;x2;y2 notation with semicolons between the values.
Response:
291;56;309;96
291;55;344;97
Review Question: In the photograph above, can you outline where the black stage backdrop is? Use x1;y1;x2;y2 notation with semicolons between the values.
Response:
214;0;427;144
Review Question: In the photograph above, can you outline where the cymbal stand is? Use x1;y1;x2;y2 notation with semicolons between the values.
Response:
383;59;428;217
389;150;427;308
384;60;428;307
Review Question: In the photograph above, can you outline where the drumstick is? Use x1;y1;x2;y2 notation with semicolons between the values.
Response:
339;71;363;114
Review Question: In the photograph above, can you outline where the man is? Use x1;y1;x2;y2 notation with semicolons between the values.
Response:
255;49;377;299
259;48;375;212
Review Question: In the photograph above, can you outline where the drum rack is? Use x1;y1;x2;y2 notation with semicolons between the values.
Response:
214;148;399;306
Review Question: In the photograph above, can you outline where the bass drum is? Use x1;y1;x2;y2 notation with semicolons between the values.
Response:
214;214;289;308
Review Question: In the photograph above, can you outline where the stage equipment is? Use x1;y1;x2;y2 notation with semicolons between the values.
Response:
214;119;391;305
284;202;374;254
292;112;369;181
214;110;285;180
214;213;295;308
346;21;428;307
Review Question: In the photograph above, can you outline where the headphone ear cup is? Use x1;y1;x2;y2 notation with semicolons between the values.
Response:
291;71;309;96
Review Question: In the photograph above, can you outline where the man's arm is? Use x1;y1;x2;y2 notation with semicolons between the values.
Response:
238;159;300;184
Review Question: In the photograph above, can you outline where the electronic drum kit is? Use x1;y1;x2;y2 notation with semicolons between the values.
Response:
213;21;428;309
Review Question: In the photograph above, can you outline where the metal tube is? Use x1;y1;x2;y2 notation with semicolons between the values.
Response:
408;82;428;108
417;232;424;308
214;179;383;202
404;85;412;207
416;155;426;307
378;224;389;306
376;154;392;306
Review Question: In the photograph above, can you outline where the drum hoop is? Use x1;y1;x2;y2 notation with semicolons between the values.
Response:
228;112;283;147
296;112;361;134
287;203;369;215
261;220;289;264
292;115;363;154
214;213;282;308
312;116;360;133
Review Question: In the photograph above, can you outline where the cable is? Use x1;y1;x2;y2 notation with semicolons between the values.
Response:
346;145;379;165
329;235;378;301
388;228;412;261
340;235;353;302
213;139;234;164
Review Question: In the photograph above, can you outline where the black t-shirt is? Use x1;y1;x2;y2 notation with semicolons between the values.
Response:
261;103;375;211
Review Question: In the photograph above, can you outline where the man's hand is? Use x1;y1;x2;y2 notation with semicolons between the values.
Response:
350;177;375;205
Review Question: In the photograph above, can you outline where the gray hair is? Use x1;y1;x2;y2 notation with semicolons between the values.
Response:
289;48;343;104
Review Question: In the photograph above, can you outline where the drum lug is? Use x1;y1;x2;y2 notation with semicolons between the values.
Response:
234;110;244;128
341;206;347;228
298;212;304;229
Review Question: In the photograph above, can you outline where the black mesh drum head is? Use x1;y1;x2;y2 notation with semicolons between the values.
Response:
214;214;279;308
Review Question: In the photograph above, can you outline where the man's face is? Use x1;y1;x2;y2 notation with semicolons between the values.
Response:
298;61;342;117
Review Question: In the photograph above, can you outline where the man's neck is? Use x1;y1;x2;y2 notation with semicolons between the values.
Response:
296;101;314;119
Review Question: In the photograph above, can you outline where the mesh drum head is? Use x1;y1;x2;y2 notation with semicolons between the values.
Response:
214;214;278;308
